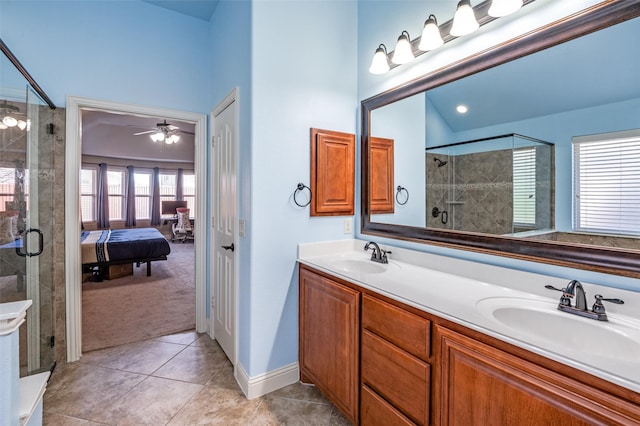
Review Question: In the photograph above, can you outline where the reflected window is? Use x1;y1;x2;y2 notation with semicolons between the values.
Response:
513;148;536;226
573;130;640;235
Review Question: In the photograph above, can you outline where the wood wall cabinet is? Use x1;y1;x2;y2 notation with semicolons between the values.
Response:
298;265;640;425
310;128;355;216
299;266;360;423
369;137;394;214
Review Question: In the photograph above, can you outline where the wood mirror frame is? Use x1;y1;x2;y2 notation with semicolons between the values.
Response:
361;1;640;278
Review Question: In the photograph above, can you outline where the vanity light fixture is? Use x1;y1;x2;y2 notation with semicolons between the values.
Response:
488;0;523;17
368;0;534;75
419;15;444;51
369;44;391;74
391;31;415;65
450;0;480;37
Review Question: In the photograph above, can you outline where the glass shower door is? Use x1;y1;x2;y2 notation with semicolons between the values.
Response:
0;58;56;376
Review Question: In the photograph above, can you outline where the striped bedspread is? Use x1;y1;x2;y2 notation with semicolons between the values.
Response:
80;228;170;265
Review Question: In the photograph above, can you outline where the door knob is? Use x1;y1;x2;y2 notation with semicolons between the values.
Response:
222;243;235;252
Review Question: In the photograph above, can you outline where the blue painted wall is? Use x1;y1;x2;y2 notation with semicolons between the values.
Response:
0;0;210;112
247;0;357;376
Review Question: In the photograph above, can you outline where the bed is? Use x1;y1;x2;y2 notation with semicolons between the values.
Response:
81;228;171;280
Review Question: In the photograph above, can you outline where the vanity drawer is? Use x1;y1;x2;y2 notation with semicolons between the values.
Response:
361;385;416;426
361;329;430;425
362;295;430;360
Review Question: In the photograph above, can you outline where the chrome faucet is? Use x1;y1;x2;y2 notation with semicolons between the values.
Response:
364;241;391;264
565;279;587;310
545;280;624;321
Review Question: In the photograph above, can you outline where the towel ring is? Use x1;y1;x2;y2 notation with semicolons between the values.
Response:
395;186;409;205
293;182;312;207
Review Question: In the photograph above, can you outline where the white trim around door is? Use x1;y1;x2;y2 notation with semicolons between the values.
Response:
64;96;207;362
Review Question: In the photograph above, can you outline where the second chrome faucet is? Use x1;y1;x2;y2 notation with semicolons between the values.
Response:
546;280;624;321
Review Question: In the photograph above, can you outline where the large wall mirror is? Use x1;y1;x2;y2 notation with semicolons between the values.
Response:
361;1;640;278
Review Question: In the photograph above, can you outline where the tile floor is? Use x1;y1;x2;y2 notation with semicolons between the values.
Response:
43;331;352;425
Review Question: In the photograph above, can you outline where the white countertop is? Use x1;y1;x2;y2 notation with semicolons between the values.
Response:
0;300;32;336
297;239;640;393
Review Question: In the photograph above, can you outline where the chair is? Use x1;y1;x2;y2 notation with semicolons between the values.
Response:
171;208;194;243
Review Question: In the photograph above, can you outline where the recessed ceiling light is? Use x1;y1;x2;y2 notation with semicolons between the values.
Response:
456;104;468;114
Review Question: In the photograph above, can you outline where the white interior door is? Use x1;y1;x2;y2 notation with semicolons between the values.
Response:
210;90;238;364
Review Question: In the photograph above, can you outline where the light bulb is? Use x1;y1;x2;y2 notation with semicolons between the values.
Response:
488;0;523;17
451;0;479;37
369;44;390;74
419;15;444;51
391;31;415;65
3;116;17;127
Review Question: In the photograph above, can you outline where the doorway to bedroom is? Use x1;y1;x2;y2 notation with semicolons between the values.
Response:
65;97;208;361
80;110;197;351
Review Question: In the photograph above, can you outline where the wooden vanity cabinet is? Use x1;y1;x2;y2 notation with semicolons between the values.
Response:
299;266;360;423
299;265;640;425
433;324;640;425
361;295;430;425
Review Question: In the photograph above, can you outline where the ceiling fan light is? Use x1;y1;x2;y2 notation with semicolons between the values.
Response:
419;15;444;51
166;134;180;144
150;132;163;142
392;31;415;65
17;120;27;130
451;0;479;37
488;0;523;17
369;44;390;74
3;116;17;127
0;123;7;130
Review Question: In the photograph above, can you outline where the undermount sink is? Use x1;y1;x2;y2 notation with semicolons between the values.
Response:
476;297;640;362
329;258;397;275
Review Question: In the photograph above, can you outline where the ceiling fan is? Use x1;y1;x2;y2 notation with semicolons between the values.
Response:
134;120;190;144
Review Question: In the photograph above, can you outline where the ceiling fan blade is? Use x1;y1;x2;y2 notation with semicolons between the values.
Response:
178;129;195;136
134;130;155;135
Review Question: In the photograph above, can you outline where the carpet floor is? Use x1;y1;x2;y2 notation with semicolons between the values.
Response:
82;240;195;352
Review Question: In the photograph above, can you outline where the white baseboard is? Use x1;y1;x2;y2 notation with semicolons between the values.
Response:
236;362;299;400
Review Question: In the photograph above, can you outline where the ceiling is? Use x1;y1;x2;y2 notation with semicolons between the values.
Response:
82;110;195;163
427;15;640;132
141;0;220;21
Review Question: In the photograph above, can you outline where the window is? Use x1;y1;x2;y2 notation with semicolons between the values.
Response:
134;170;152;220
80;167;96;221
513;147;536;226
159;172;177;207
107;168;125;221
183;173;196;213
573;130;640;235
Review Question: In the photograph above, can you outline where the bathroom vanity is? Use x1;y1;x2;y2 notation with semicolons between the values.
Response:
298;240;640;425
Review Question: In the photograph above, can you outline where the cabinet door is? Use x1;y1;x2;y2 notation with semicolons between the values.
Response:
310;128;355;216
435;325;640;425
299;267;359;423
369;137;394;214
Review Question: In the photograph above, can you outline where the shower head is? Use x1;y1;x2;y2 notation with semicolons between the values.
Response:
434;157;448;168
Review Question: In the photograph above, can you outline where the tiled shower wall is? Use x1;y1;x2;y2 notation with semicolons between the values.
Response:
426;150;514;234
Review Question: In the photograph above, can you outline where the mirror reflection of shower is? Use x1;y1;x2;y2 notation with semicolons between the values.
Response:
426;133;554;235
